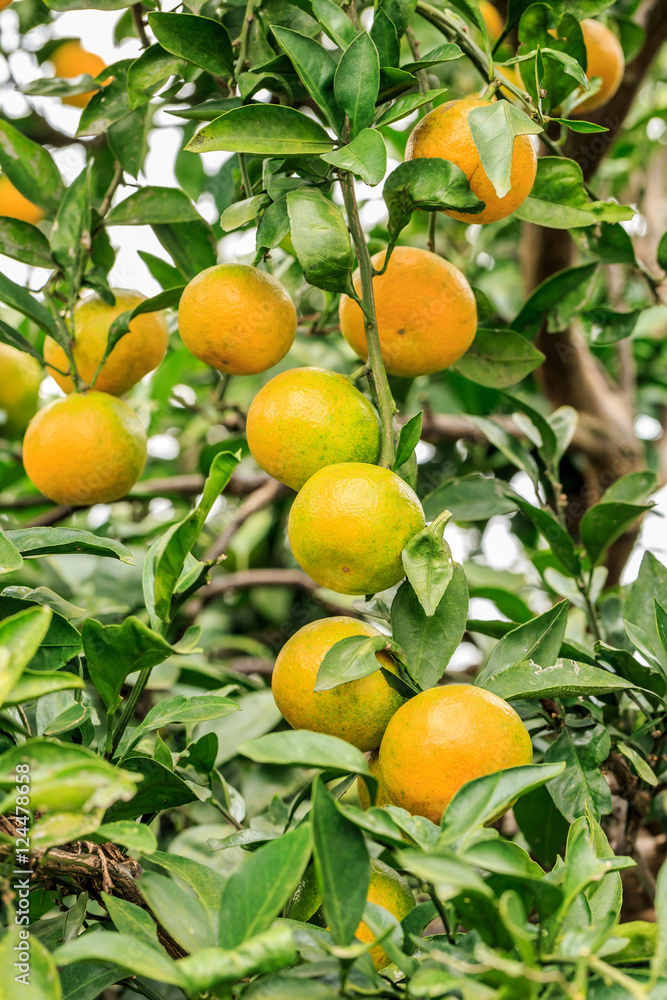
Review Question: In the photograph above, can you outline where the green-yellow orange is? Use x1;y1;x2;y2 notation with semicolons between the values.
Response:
0;342;41;436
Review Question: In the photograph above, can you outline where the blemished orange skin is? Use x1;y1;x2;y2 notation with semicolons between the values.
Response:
44;291;169;396
357;748;394;810
577;18;625;113
246;367;380;491
0;343;42;436
357;859;415;970
339;247;477;377
178;263;296;376
51;41;109;108
380;684;533;825
22;391;147;506
288;462;425;596
0;176;44;225
405;99;538;224
479;1;503;40
272;617;405;752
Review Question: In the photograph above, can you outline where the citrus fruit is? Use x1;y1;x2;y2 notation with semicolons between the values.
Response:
44;290;169;396
178;263;297;376
51;40;109;108
0;1;13;9
339;247;477;377
0;343;41;436
246;367;380;491
576;18;624;113
357;748;393;810
379;684;533;824
0;176;43;225
480;1;503;40
23;391;147;506
405;98;538;224
288;463;425;595
272;617;405;752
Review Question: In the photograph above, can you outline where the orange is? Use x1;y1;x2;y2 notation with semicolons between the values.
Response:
480;2;503;41
339;247;477;377
288;463;425;595
178;263;296;376
0;1;13;9
576;18;624;113
44;290;169;396
246;367;380;491
51;40;109;108
272;617;405;752
380;684;533;825
0;176;44;225
23;391;147;506
357;748;393;810
405;98;537;224
0;343;41;436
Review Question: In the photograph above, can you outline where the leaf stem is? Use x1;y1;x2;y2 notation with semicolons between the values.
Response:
110;666;152;758
339;171;396;467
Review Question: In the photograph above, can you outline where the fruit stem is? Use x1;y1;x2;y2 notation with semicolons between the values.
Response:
339;171;396;468
347;364;371;383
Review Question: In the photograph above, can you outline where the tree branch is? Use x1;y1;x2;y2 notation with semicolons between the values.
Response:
191;568;359;618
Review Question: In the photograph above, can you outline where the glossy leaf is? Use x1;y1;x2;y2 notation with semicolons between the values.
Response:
402;511;455;617
468;101;542;200
394;411;423;470
375;87;448;127
127;43;186;109
422;474;516;522
476;601;568;688
321;128;387;186
178;926;297;993
107;186;200;225
315;633;388;691
272;26;341;133
0;271;55;335
334;32;380;139
104;757;197;821
148;12;234;76
482;658;635;701
123;693;239;756
238;729;371;777
187;105;335;156
51;161;91;285
140;871;215;951
0;606;52;706
515;157;634;229
54;934;185;988
0;118;64;214
0;218;53;268
453;328;545;388
383;158;484;236
544;724;612;822
512;262;597;339
287;188;355;293
6;527;133;562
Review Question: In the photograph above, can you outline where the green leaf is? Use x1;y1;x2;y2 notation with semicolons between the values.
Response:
237;730;371;778
482;658;635;701
147;12;234;76
513;784;569;867
220;194;271;233
0;530;23;575
286;188;355;294
550;117;609;133
140;871;215;952
422;474;516;522
106;186;200;225
272;26;342;133
177;926;297;993
219;824;312;948
391;564;468;689
51;162;91;286
0;118;64;214
375;87;448;127
616;743;657;787
102;893;159;948
544;723;612;822
1;927;63;1000
312;0;356;47
5;527;133;562
76;61;133;138
108;106;150;179
515;157;634;229
0;320;45;364
54;934;185;988
467;414;539;484
652;861;667;984
584;306;640;345
383;158;484;236
0;271;56;335
104;757;197;821
401;511;454;617
467;101;542;200
186;105;335;156
314;634;389;691
396;849;492;900
394;411;423;470
401;42;462;72
580;501;653;567
138;250;185;290
453;328;544;387
0;218;53;268
626;553;667;670
255;197;290;261
321;128;387;186
312;779;370;944
502;487;581;574
0;606;52;706
476;601;568;688
89;820;157;854
127;44;186;110
334;32;380;139
148;850;225;935
123;693;239;756
5;669;85;706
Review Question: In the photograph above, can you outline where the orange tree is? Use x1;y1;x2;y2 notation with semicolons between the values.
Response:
1;0;667;997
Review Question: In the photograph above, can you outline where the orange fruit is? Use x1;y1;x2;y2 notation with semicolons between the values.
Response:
480;1;503;41
405;98;537;224
339;247;477;377
0;1;13;9
357;748;393;810
23;391;147;506
379;684;533;825
576;18;624;112
44;290;169;396
288;463;425;595
0;343;41;436
246;367;380;491
178;263;296;376
51;40;109;108
0;176;44;225
272;617;405;752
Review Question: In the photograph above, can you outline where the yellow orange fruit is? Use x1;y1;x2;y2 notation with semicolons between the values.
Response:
405;98;537;224
23;391;147;506
480;1;503;41
0;343;42;436
380;684;533;825
577;18;624;113
0;1;13;9
357;748;393;810
288;463;425;596
0;176;44;225
178;263;296;376
44;291;169;396
272;617;405;751
246;367;380;491
339;247;477;378
51;40;109;108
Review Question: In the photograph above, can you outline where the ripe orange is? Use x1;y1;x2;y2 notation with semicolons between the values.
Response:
178;263;297;376
339;247;477;377
0;176;43;225
405;98;537;224
44;291;169;396
480;2;503;41
0;343;41;436
23;391;147;506
577;18;624;112
357;748;393;810
246;367;380;491
51;40;109;108
379;684;533;824
0;1;13;9
288;463;425;595
272;617;405;751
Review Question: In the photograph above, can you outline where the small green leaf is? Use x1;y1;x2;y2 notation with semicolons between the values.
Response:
402;511;455;617
0;606;52;706
453;328;544;387
272;26;342;133
314;634;389;691
394;411;422;470
186;105;335;156
383;158;484;237
51;162;92;286
321;128;387;186
147;12;234;76
0;218;53;268
401;42;463;72
375;88;448;127
107;186;201;225
467;101;542;200
7;527;133;562
616;743;657;787
550;117;609;133
286;188;355;294
334;32;380;139
127;43;186;110
54;933;185;988
422;475;516;522
238;730;371;777
0;118;64;214
515;157;634;230
476;601;569;688
544;723;612;823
